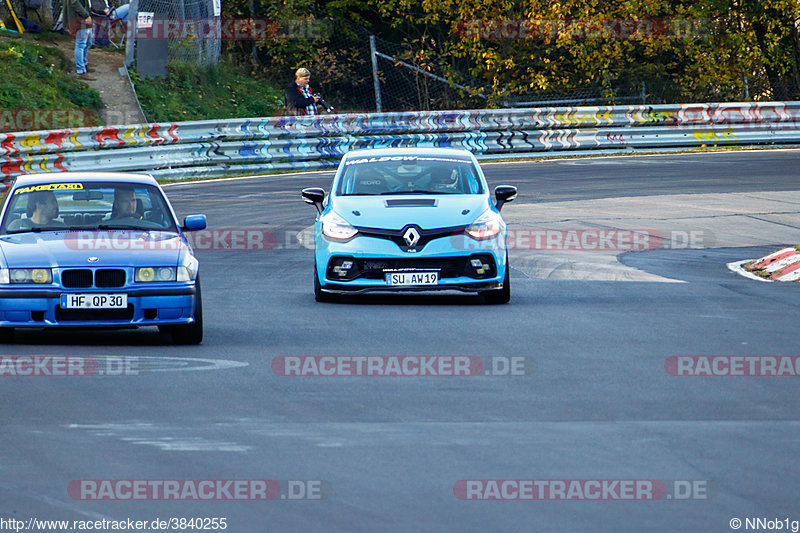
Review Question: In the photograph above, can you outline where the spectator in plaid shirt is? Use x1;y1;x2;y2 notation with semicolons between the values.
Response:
284;68;321;116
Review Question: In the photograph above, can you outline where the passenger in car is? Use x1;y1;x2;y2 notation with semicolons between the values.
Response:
6;190;65;231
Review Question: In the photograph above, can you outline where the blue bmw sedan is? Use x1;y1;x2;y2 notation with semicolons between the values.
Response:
0;173;206;343
302;148;516;303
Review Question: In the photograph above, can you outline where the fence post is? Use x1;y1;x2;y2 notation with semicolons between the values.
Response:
369;35;382;112
124;0;139;68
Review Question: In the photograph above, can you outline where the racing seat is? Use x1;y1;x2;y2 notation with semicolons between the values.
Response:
354;171;388;195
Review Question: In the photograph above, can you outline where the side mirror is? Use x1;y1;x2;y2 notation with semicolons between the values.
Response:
302;187;326;214
494;185;517;211
182;214;207;231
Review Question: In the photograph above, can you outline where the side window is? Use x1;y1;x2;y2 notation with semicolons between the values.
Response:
465;168;479;194
338;169;355;195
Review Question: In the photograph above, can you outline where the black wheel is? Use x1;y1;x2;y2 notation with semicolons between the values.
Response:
170;277;203;344
0;327;14;343
484;256;511;304
314;264;338;302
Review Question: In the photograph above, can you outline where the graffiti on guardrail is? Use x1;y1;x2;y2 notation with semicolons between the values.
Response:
1;102;799;181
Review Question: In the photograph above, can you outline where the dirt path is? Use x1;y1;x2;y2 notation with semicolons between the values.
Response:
50;36;146;126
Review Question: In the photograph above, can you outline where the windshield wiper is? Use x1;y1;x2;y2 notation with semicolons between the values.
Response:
3;226;63;234
97;224;141;230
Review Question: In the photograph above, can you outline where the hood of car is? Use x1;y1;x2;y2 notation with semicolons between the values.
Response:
0;230;185;268
330;195;492;229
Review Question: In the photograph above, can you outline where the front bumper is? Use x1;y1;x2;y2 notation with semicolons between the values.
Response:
315;232;508;295
0;285;197;328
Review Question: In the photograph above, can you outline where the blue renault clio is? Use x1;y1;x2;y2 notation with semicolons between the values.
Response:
302;148;516;303
0;173;207;343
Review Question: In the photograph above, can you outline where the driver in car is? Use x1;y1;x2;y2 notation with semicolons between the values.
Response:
107;187;140;221
429;169;460;193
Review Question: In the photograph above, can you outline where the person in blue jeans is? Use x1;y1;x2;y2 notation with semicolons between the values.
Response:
63;0;94;80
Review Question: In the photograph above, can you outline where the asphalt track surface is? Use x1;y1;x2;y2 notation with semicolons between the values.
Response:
1;150;799;532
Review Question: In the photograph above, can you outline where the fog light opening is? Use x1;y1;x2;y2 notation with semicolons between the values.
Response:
332;259;355;278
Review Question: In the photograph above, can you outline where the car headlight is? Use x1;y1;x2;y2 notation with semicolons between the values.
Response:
465;209;504;240
0;268;53;284
178;254;199;281
135;256;198;283
321;211;358;242
135;266;177;282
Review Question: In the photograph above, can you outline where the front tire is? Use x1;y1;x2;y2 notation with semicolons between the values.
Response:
484;257;510;304
314;264;338;302
0;327;14;343
170;277;203;344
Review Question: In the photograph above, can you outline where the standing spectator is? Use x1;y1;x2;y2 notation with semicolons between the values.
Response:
91;0;111;47
284;68;320;116
63;0;94;80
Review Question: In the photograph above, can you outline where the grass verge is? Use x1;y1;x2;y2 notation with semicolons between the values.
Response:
130;61;284;122
0;34;102;131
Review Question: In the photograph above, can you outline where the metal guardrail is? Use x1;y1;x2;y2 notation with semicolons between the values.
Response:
1;101;799;185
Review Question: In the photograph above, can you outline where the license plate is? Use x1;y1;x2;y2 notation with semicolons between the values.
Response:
60;293;127;309
386;271;439;286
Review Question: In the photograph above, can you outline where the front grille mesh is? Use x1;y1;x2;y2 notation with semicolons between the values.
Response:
95;269;126;288
61;269;93;288
60;268;126;288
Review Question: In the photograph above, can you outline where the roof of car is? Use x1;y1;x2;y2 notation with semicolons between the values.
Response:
10;172;158;187
341;147;475;159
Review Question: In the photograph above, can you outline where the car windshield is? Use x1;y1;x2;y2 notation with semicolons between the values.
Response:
0;182;177;234
336;155;485;196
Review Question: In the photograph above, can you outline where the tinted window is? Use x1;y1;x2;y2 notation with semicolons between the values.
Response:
336;156;485;196
0;182;176;234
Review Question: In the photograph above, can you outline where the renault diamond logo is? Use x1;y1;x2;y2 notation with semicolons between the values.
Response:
403;227;420;248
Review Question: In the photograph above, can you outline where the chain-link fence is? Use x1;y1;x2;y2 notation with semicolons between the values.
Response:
250;18;374;114
36;0;219;67
369;33;488;112
135;0;219;66
251;19;488;114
